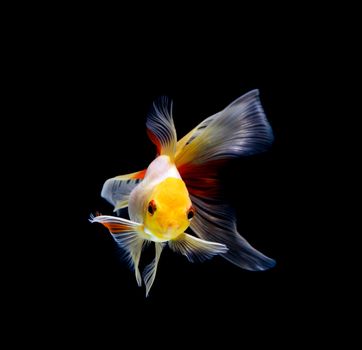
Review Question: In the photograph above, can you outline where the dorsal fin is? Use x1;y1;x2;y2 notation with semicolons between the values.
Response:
146;96;177;160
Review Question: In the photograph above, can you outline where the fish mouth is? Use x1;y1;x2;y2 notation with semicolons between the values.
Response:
143;227;177;242
159;228;177;240
157;225;182;241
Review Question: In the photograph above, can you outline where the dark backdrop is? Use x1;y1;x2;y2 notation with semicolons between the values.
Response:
51;55;307;318
15;18;327;344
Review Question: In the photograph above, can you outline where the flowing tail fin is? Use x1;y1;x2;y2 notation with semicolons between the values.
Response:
175;90;275;270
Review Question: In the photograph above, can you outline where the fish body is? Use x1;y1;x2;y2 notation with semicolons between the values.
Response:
128;155;189;242
91;90;275;296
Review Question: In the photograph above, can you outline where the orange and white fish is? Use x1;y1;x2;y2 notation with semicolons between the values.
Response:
90;90;275;296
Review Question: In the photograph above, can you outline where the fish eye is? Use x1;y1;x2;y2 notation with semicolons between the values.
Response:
148;200;157;215
187;207;195;221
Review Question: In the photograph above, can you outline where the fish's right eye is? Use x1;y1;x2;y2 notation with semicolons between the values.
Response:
148;200;156;215
187;206;195;221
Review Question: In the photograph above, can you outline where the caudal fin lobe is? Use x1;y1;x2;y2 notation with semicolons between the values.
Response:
173;90;275;270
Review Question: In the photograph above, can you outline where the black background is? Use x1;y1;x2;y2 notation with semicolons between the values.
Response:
52;54;309;328
11;9;335;345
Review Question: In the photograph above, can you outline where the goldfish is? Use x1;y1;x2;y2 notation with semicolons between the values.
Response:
90;90;275;296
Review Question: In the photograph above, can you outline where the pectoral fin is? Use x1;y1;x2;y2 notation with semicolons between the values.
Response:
168;233;227;263
89;214;146;286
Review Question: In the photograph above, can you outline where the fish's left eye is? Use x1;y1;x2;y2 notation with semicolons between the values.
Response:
187;207;195;221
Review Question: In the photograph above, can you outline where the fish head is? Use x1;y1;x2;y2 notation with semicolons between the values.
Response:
144;177;195;241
